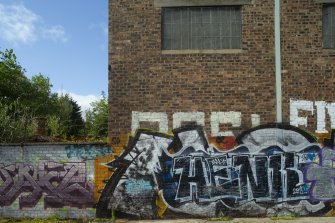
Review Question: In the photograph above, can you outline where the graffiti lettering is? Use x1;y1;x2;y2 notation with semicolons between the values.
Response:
131;99;335;137
0;161;93;209
97;124;332;218
164;152;310;206
65;145;112;160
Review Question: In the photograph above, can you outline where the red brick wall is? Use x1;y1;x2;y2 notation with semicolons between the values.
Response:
281;0;335;129
108;0;335;139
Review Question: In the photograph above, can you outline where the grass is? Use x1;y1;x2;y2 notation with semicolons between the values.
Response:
0;219;108;223
208;217;232;221
270;214;296;220
0;219;76;223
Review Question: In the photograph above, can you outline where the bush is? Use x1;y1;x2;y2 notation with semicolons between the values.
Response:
0;100;36;143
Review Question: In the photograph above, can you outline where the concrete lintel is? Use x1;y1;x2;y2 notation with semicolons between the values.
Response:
314;0;335;3
154;0;251;8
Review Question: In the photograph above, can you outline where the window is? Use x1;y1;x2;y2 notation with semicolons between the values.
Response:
323;4;335;48
162;6;242;50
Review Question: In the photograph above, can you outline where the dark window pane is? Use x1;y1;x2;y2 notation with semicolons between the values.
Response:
192;37;202;49
221;37;231;48
203;37;212;49
192;8;202;23
232;21;241;37
202;8;211;23
213;37;221;49
221;23;230;37
181;24;190;49
231;37;241;49
323;4;335;49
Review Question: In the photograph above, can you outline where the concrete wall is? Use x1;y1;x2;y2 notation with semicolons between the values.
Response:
0;143;112;219
1;125;335;219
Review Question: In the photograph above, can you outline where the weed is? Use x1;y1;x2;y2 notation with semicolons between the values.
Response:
208;216;232;221
271;214;296;220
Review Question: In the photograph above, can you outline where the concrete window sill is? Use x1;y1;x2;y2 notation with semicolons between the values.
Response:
314;0;335;3
154;0;251;7
323;48;335;54
161;49;243;54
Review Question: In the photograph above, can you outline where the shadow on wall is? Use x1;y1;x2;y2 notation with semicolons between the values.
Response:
96;123;335;219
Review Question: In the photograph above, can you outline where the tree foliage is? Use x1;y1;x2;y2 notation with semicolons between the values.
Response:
0;99;36;143
0;49;31;104
0;49;57;117
46;94;84;138
0;48;86;142
30;74;58;117
85;92;108;139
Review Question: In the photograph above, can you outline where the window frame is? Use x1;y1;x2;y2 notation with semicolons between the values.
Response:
155;0;250;54
161;6;242;51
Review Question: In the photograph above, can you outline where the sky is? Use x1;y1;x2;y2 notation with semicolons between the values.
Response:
0;0;108;112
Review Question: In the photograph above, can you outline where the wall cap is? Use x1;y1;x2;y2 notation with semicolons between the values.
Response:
154;0;251;7
0;142;109;147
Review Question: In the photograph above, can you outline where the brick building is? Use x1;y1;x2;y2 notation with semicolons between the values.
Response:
108;0;335;143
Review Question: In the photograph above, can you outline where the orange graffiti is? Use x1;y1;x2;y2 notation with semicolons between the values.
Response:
94;135;129;202
209;136;236;151
156;192;168;217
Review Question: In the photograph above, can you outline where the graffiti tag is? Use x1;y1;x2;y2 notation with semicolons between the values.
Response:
0;161;93;209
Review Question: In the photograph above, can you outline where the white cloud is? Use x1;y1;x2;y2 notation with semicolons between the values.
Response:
0;3;68;45
0;3;39;45
57;90;99;114
42;25;68;43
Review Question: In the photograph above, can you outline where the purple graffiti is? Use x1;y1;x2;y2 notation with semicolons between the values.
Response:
305;147;335;201
0;161;93;209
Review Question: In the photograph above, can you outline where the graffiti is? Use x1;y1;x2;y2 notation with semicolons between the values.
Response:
97;124;334;218
305;131;335;202
0;160;93;209
305;149;335;200
65;145;112;160
131;111;259;136
290;99;335;134
131;99;335;138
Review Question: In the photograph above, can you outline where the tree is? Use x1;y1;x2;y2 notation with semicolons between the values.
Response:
30;74;58;117
0;99;36;143
0;48;93;142
46;94;84;139
85;92;108;139
0;49;57;117
0;49;32;105
0;49;37;142
68;98;84;136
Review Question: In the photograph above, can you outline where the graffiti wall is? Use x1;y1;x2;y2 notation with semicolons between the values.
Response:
96;124;335;219
1;124;335;219
0;144;111;219
130;99;335;139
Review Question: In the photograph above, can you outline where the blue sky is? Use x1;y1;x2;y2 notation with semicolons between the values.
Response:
0;0;108;111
